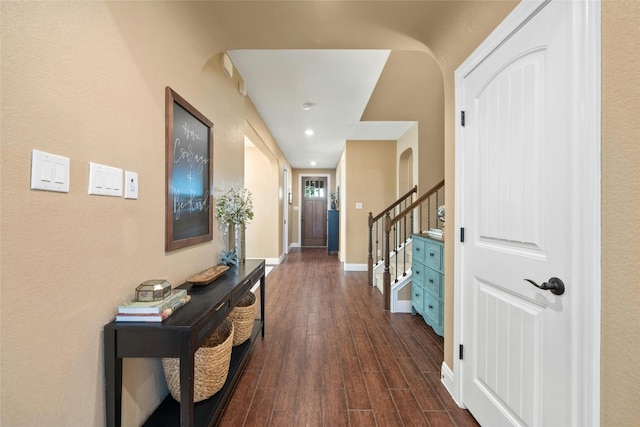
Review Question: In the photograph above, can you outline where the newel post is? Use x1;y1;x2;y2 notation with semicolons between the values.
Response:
368;212;374;286
383;212;391;311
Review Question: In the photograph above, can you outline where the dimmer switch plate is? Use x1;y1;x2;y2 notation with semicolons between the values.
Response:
31;149;70;193
88;162;123;197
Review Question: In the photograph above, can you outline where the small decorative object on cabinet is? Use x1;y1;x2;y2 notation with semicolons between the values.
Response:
327;209;339;254
186;265;229;286
411;233;444;336
135;279;171;302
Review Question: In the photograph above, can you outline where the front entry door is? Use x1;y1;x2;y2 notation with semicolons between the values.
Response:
301;176;327;247
456;1;599;426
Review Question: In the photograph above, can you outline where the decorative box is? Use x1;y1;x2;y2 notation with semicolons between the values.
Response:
136;280;171;302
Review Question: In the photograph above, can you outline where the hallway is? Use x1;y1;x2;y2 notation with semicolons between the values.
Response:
220;248;479;426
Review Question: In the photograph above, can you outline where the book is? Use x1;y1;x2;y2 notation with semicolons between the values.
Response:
118;289;188;314
116;295;191;322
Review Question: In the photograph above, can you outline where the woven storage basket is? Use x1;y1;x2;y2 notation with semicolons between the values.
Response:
228;291;257;346
162;318;234;402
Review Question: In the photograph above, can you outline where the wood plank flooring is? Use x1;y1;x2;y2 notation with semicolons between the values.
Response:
220;248;479;427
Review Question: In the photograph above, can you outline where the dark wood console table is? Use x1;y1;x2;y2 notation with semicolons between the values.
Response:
104;259;265;427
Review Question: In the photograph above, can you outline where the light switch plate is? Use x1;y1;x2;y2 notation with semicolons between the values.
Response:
356;202;363;210
31;149;70;193
124;171;138;199
88;162;123;197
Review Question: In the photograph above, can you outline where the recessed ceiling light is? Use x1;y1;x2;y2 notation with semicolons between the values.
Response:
305;129;314;136
301;103;314;111
310;161;317;166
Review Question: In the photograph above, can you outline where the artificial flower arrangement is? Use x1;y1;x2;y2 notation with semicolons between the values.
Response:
215;187;254;266
214;187;254;225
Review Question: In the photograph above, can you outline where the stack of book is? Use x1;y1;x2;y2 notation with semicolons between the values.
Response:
116;289;191;322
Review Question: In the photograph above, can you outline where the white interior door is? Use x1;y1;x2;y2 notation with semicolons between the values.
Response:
455;1;600;426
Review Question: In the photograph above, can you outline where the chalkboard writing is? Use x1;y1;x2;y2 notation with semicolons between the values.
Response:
165;88;213;251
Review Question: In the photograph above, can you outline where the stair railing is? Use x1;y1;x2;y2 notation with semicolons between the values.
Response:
368;185;418;285
382;179;445;310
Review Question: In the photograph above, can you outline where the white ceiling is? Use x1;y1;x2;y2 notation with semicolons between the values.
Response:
228;50;416;169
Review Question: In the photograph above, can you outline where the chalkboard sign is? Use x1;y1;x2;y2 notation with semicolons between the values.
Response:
165;87;213;251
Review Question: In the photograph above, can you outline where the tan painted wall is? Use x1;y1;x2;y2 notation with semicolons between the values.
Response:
344;140;397;265
600;1;640;424
362;51;444;193
244;98;291;260
0;3;245;426
396;124;419;197
338;150;348;262
244;145;279;260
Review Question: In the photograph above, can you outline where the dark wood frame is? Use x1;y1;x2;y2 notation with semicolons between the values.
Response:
165;87;214;251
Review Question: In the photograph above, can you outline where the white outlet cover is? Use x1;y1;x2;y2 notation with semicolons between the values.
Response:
124;171;138;199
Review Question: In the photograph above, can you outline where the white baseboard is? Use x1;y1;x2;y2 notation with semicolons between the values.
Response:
392;299;412;313
344;263;367;271
441;361;465;408
289;243;300;249
441;362;455;399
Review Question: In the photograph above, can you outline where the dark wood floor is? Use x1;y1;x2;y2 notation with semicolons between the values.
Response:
220;248;479;426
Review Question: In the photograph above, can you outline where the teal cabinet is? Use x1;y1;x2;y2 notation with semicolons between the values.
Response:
327;210;339;254
411;234;444;336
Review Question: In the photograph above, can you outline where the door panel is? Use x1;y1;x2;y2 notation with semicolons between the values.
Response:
473;279;542;426
302;177;327;246
460;1;576;426
476;50;544;254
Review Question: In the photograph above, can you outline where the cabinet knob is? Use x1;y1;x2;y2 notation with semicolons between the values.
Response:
429;252;435;257
429;304;434;309
429;279;434;283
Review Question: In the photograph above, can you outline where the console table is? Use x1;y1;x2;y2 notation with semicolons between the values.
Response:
104;259;265;427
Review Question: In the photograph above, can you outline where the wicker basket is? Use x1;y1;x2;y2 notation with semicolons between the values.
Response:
228;291;257;346
162;318;234;402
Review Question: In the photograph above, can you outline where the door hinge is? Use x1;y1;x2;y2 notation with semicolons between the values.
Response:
461;111;466;127
460;227;465;243
459;344;464;360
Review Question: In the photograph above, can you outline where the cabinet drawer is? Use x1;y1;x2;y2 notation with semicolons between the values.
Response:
411;283;424;313
422;267;443;299
412;237;427;264
412;260;427;287
423;293;443;328
196;299;231;344
423;240;443;272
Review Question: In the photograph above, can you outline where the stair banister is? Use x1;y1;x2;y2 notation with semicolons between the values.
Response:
389;179;445;229
367;185;417;285
379;179;445;311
